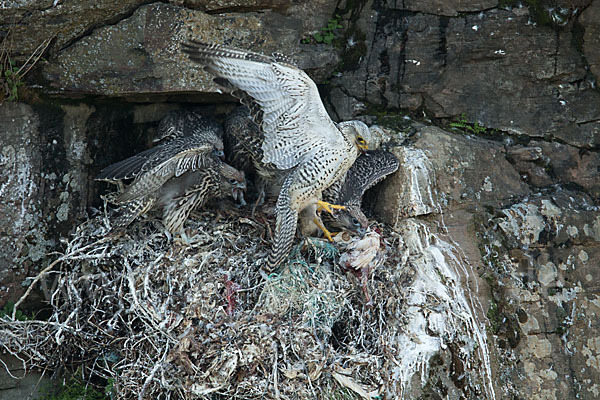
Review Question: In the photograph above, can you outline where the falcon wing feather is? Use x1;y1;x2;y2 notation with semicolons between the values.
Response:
115;142;215;204
338;150;399;204
182;41;342;170
96;146;162;181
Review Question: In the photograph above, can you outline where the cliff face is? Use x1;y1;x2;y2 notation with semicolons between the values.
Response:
1;0;599;399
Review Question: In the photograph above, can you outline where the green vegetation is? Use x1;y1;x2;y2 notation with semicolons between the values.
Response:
0;301;34;321
1;31;51;103
41;377;112;400
486;300;501;333
1;57;23;102
302;15;344;45
449;114;488;135
365;103;412;132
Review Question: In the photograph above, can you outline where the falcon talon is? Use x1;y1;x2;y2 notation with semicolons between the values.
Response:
316;200;346;216
182;41;377;269
312;217;335;242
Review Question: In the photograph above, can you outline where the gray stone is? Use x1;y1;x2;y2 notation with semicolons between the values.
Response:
41;2;339;97
580;1;600;82
474;190;600;399
506;145;553;188
387;0;497;16
328;87;367;121
2;0;145;62
535;140;600;200
373;124;529;228
0;103;44;304
2;0;333;63
0;354;50;400
332;4;600;148
374;144;437;229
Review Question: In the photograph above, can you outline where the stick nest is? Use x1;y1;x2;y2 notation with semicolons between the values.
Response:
0;204;486;399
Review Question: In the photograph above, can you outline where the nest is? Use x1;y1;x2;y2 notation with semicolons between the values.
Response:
0;201;492;399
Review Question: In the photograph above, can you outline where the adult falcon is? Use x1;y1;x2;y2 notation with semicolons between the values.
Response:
224;105;378;237
182;41;375;268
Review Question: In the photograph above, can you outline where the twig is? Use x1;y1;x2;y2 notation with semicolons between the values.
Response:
12;236;112;319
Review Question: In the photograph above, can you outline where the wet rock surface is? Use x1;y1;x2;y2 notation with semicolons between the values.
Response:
1;0;600;398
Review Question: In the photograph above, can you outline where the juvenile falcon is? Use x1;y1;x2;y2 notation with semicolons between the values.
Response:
223;105;287;203
97;112;245;239
97;110;225;183
182;41;375;268
111;163;246;241
324;150;399;233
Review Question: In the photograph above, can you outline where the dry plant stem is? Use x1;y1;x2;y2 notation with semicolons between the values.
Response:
16;37;52;78
0;206;492;398
11;236;112;320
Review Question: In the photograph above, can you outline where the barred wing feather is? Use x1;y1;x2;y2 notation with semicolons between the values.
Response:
182;41;342;170
338;150;400;205
96;146;162;181
115;143;214;204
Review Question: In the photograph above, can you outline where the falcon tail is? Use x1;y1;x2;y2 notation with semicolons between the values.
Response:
266;177;298;270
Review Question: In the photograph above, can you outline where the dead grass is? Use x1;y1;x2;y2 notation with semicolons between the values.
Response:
0;29;52;103
0;201;406;399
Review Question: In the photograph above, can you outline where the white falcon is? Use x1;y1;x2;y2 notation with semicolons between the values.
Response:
182;41;374;268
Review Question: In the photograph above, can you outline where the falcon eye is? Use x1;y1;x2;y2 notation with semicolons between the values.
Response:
352;217;360;226
357;136;366;144
229;178;237;184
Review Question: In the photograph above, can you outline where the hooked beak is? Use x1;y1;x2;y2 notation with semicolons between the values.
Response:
358;143;368;154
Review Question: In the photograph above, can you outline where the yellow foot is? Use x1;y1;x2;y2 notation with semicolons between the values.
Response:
313;217;336;242
316;200;346;215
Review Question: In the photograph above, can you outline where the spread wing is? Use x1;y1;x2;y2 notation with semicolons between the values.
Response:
98;111;223;182
338;150;399;205
181;41;342;170
96;146;162;181
114;136;217;204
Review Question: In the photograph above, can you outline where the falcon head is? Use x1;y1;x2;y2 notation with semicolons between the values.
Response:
338;121;373;154
212;148;226;160
334;205;369;236
218;163;247;205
